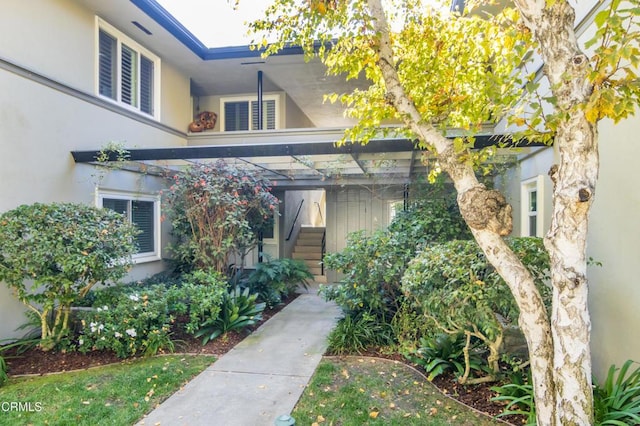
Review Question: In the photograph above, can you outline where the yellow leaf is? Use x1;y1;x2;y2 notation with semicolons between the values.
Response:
369;411;379;419
316;414;326;423
341;369;350;379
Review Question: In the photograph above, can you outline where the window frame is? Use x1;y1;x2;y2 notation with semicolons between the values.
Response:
97;190;161;263
520;175;545;238
219;94;280;132
95;17;161;119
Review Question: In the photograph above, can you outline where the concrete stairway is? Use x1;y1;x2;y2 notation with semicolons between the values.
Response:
292;226;326;283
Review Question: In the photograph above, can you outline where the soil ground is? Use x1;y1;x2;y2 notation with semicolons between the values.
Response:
3;295;523;424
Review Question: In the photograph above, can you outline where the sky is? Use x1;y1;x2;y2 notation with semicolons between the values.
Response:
156;0;274;48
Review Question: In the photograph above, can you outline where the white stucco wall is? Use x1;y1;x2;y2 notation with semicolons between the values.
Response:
0;0;192;340
588;115;640;378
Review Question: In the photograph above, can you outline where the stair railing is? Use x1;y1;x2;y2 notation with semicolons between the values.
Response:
286;199;304;241
314;201;324;226
321;228;326;276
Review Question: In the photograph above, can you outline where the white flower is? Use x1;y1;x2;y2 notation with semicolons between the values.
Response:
129;294;139;302
79;339;84;346
114;332;122;338
98;324;104;331
90;322;98;332
125;328;137;338
102;305;109;311
97;307;102;312
100;336;106;341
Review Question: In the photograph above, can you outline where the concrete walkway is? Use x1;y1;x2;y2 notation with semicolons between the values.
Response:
137;289;340;426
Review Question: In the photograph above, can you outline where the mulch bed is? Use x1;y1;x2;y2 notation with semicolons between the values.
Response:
3;294;524;424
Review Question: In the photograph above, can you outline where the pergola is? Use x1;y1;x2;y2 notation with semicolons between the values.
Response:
71;130;533;189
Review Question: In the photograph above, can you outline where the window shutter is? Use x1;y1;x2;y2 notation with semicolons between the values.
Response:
140;55;154;115
224;101;249;131
251;100;276;130
121;44;138;108
102;198;128;216
98;30;117;100
132;200;155;254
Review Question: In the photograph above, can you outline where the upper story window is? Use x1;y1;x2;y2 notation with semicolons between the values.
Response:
220;95;278;131
520;175;545;237
96;18;160;119
98;191;161;263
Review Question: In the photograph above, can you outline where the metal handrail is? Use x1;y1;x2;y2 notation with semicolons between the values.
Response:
314;201;324;226
321;229;326;276
286;199;304;241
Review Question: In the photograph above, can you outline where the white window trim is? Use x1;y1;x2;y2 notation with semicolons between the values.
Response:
520;175;545;238
95;17;161;120
96;190;162;264
219;94;280;131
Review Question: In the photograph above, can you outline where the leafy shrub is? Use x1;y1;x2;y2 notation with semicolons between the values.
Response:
0;356;6;387
77;286;175;358
326;312;395;355
491;359;640;425
401;238;551;383
407;333;485;381
491;380;536;425
164;161;279;272
322;180;471;324
244;258;312;308
0;203;138;350
170;270;227;334
195;286;266;344
594;360;640;425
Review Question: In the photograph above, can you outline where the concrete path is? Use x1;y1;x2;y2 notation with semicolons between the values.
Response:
137;289;340;426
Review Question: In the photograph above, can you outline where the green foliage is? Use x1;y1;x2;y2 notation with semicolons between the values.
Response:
327;312;395;355
402;238;551;380
244;258;313;308
491;359;640;425
407;333;484;382
0;203;138;350
164;160;279;273
323;180;470;323
0;354;6;387
195;286;266;344
491;380;536;425
594;360;640;425
252;2;533;143
77;286;175;358
78;274;226;358
585;0;640;124
170;270;227;334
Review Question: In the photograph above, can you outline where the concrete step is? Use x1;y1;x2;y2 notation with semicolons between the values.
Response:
297;239;323;245
299;226;326;234
293;252;323;260
313;275;327;283
294;245;322;253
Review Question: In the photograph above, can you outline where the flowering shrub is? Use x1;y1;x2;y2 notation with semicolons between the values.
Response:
164;160;279;272
0;203;138;350
77;272;227;357
77;288;174;358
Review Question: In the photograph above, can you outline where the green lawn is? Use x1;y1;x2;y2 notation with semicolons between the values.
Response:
0;355;215;426
293;357;504;426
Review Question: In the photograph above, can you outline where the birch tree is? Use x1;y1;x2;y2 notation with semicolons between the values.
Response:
250;0;639;424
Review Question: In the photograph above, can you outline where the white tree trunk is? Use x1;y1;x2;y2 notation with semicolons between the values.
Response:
368;0;598;424
515;2;597;424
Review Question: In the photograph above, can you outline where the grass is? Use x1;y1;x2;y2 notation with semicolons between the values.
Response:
293;357;504;426
0;355;215;426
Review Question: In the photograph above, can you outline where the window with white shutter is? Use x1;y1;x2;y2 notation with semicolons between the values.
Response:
100;192;160;262
221;95;279;131
96;18;160;119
